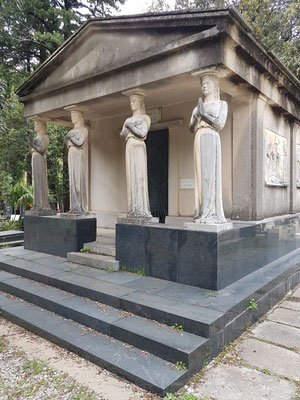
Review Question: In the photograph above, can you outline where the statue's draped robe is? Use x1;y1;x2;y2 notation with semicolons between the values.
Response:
121;116;152;218
67;128;88;213
32;135;50;210
191;100;228;224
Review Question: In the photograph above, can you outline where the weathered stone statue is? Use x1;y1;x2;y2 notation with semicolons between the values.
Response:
188;71;228;227
65;110;88;214
120;91;152;219
30;119;51;212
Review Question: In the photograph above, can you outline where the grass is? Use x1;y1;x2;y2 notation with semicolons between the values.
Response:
0;337;8;353
80;247;91;253
204;291;217;297
164;394;207;400
22;359;45;375
175;361;187;370
106;267;117;273
119;265;146;275
248;299;258;310
0;351;98;400
171;323;184;332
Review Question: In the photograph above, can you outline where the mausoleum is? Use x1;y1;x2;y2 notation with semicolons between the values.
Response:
17;7;300;225
0;6;297;394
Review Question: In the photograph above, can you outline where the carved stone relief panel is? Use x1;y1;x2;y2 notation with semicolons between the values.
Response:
265;128;288;187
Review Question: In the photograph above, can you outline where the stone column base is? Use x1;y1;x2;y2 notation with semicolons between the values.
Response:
60;212;96;220
117;217;159;226
25;210;57;217
184;221;233;233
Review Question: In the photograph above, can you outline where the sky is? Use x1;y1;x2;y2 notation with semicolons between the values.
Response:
116;0;175;15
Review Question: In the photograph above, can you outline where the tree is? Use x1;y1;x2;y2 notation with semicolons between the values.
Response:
0;0;126;210
0;0;126;74
236;0;300;78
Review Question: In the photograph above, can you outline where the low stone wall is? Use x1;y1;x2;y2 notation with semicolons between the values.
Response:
116;215;300;290
24;215;96;258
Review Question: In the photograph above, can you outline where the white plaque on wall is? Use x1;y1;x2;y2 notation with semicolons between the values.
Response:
147;107;162;124
180;179;195;190
265;128;288;187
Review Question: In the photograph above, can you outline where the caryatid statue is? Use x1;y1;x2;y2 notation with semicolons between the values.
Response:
65;109;88;214
30;118;51;212
120;89;152;219
189;70;228;225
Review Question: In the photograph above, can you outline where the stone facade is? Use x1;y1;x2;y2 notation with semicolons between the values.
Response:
17;8;300;224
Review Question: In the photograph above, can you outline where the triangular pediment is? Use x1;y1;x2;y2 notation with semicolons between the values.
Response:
17;11;222;98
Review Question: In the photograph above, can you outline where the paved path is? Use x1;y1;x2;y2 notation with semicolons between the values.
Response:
179;284;300;400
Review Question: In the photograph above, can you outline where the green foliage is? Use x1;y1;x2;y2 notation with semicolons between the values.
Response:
80;247;91;253
0;219;20;231
106;267;117;272
248;298;258;310
0;0;126;73
6;182;33;212
0;86;32;190
22;359;45;375
120;265;146;275
204;290;217;297
175;361;187;370
237;0;300;78
171;323;184;331
164;393;201;399
0;0;126;209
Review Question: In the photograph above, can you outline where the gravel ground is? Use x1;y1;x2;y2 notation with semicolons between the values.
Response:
0;337;98;399
0;318;159;400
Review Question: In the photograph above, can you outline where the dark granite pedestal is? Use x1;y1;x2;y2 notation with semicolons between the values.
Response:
116;215;300;290
24;215;96;258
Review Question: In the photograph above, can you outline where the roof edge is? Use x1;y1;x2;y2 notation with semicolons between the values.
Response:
16;6;300;99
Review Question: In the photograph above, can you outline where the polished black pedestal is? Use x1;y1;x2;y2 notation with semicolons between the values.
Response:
24;215;96;258
116;215;300;290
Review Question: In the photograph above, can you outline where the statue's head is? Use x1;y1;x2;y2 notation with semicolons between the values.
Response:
129;94;145;113
200;73;220;101
34;119;46;135
71;110;84;125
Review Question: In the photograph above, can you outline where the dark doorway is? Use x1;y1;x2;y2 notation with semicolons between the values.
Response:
146;129;169;223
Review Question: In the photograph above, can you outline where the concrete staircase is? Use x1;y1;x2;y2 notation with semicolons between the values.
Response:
0;230;24;248
67;228;119;271
0;247;299;395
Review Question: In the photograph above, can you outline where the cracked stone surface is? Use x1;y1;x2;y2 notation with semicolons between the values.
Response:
268;307;300;328
182;284;300;400
252;320;300;352
189;364;297;400
236;338;300;381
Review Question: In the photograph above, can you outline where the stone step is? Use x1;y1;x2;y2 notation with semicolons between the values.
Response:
95;232;115;245
0;292;187;395
0;230;24;244
0;253;226;338
0;271;208;369
0;240;24;248
67;252;119;270
84;242;116;257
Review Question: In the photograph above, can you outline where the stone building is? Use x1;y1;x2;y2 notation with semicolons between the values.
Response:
7;7;300;394
17;7;300;227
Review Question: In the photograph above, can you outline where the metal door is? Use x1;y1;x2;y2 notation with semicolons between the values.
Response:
146;129;169;223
